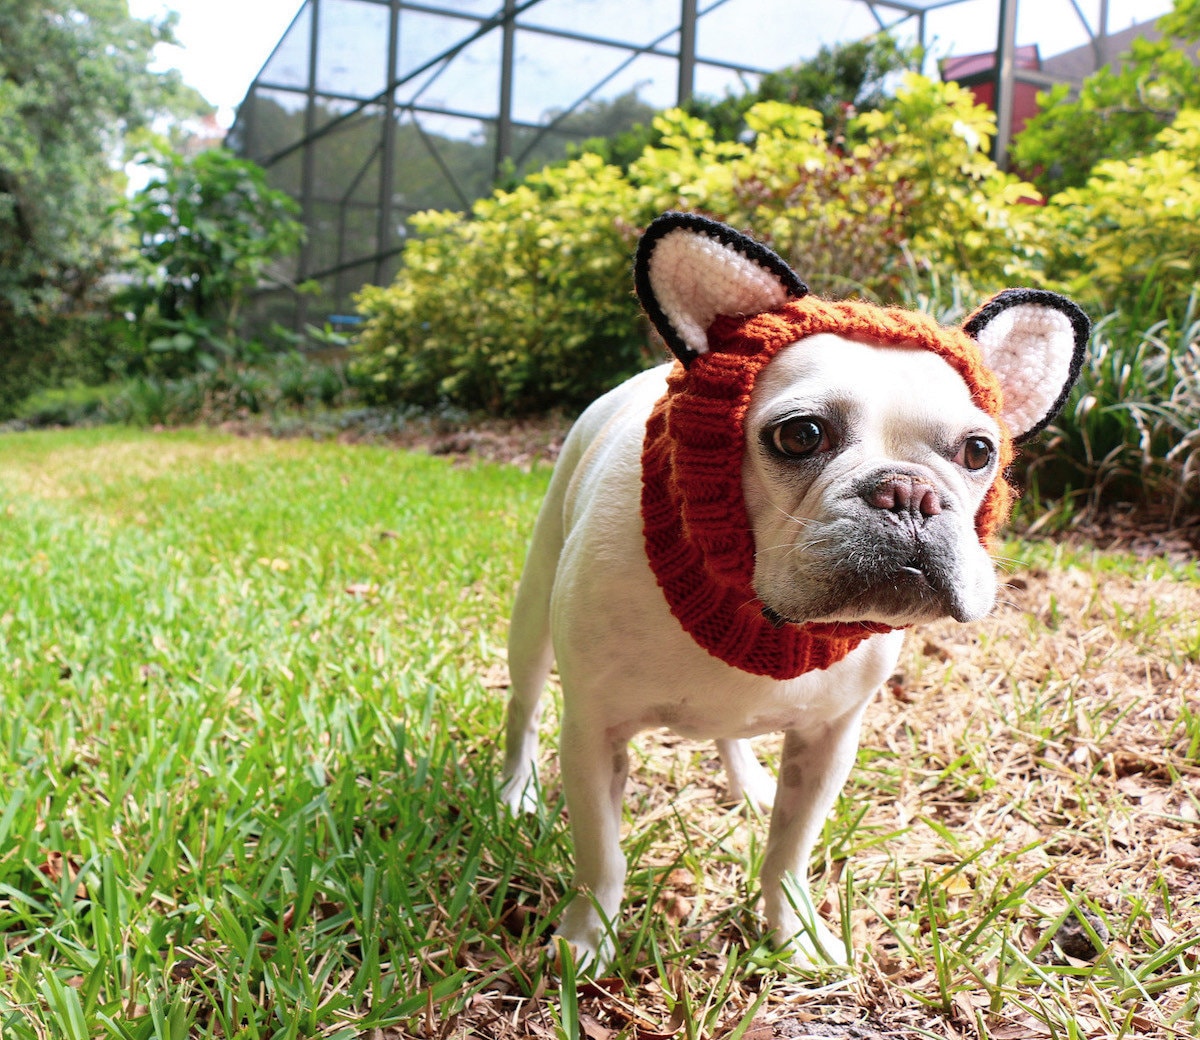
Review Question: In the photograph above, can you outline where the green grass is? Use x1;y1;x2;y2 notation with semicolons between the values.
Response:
0;427;555;1036
1;427;1196;1039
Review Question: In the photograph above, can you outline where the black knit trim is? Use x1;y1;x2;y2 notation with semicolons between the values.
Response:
962;287;1090;444
634;211;808;368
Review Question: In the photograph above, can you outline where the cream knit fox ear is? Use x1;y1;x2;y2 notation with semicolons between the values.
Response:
635;211;807;365
634;213;1091;435
963;289;1090;443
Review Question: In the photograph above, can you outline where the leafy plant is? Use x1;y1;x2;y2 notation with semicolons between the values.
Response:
107;356;356;428
1020;299;1200;515
107;374;196;427
117;146;305;377
273;350;349;408
11;382;121;428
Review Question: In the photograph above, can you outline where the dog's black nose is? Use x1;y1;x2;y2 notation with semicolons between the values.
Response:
864;473;942;518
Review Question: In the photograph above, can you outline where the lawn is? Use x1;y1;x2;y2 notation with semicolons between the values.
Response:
0;427;1197;1039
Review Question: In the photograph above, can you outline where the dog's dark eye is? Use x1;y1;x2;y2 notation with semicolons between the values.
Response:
958;436;995;471
771;417;826;458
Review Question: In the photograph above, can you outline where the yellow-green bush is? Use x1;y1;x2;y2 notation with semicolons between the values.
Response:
1041;109;1200;320
627;75;1043;299
353;76;1049;414
354;155;651;414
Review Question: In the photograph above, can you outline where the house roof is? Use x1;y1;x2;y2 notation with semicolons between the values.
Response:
1041;20;1162;85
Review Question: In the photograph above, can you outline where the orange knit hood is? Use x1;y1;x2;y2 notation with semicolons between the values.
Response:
634;212;1089;681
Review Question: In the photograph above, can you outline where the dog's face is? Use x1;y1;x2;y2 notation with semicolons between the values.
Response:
743;335;1001;628
633;211;1089;636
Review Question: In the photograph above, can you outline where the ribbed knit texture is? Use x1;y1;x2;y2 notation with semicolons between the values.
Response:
641;296;1015;681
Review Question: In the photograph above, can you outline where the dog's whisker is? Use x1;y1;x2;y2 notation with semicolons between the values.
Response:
756;541;809;555
766;500;817;527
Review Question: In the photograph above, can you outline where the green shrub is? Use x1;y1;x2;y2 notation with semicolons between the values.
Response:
107;376;180;426
273;350;351;408
1018;301;1200;514
102;354;356;428
13;382;121;427
0;313;131;419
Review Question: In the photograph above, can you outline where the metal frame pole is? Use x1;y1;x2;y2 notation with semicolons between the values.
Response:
297;0;321;330
992;0;1018;168
497;0;517;178
678;0;697;104
375;0;402;288
1097;0;1110;68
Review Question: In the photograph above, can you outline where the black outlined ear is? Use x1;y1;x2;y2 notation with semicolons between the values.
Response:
963;288;1090;442
634;212;807;366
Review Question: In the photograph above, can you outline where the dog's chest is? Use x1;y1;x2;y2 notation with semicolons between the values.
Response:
641;689;825;741
594;631;904;744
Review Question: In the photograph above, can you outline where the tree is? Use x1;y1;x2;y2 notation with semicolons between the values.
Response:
1159;0;1200;42
0;0;205;413
691;33;922;144
516;89;661;175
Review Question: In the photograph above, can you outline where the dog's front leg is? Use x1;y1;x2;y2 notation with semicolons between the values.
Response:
555;716;629;974
760;713;866;967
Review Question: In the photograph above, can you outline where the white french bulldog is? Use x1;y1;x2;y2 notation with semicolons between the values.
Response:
500;212;1089;973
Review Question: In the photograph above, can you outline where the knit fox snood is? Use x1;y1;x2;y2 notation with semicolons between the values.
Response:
640;295;1016;682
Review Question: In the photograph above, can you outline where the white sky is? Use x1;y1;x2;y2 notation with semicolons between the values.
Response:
128;0;303;126
127;0;1172;130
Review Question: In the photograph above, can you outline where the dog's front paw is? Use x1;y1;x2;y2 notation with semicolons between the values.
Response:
728;769;777;813
716;739;777;812
553;899;615;977
765;884;849;969
499;770;540;815
773;915;849;969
